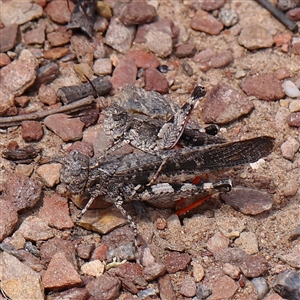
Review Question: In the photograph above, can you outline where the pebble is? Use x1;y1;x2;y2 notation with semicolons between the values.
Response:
181;61;194;76
137;288;156;299
0;2;43;26
118;2;157;26
210;50;234;68
222;263;241;280
92;40;107;59
221;187;274;215
280;137;299;160
126;49;160;69
21;120;44;142
190;9;224;35
105;16;136;54
81;260;105;277
91;244;108;261
94;16;109;33
202;82;254;124
34;62;59;88
286;7;300;21
96;0;112;19
38;84;58;105
191;259;205;282
93;58;112;75
0;199;18;242
44;0;74;24
143;263;166;281
219;9;239;27
86;274;121;300
179;276;197;297
143;67;169;93
47;30;72;46
196;0;225;11
241;74;285;101
272;270;300;299
0;49;36;115
14;95;30;107
275;67;291;80
140;247;155;267
279;243;300;268
206;232;230;254
164;252;191;274
0;53;11;66
15;164;34;177
196;284;212;299
67;141;94;158
4;172;42;211
234;232;259;255
194;48;216;62
289;100;300;112
23;21;46;45
1;252;44;300
70;35;94;66
48;288;89;300
42;252;82;290
73;63;94;81
158;274;176;300
136;17;179;43
110;57;137;90
78;207;128;234
274;33;292;47
277;0;299;11
76;243;94;260
287;112;300;126
222;249;268;278
282;80;300;98
40;237;76;266
36;163;61;187
38;194;74;229
44;113;85;142
106;242;136;262
210;275;238;299
43;47;70;60
252;277;270;300
145;30;173;58
17;216;54;241
175;43;196;58
238;25;274;50
0;24;19;52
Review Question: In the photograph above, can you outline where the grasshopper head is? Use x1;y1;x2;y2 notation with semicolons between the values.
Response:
60;150;89;195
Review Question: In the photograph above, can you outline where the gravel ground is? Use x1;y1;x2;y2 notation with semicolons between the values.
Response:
0;0;300;300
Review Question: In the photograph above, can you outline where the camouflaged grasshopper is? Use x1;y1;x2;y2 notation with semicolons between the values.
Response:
60;136;275;232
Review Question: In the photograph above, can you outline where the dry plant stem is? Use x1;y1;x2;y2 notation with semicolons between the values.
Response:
0;96;94;128
255;0;298;32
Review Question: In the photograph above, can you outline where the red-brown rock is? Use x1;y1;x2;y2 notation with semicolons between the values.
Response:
287;112;300;127
164;252;191;274
241;74;285;101
21;120;43;142
0;199;18;241
38;195;74;229
4;172;42;211
45;0;75;24
143;68;169;94
42;252;82;290
190;9;224;35
110;58;137;90
126;49;160;69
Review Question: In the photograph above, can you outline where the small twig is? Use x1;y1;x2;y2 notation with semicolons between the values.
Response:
255;0;298;33
0;96;94;128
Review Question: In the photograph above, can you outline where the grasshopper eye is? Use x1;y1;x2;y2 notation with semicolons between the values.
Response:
60;151;89;194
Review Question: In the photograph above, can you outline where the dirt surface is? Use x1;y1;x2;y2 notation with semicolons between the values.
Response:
0;0;299;300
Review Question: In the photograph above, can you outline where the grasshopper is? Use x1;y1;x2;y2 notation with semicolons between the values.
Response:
60;136;275;232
